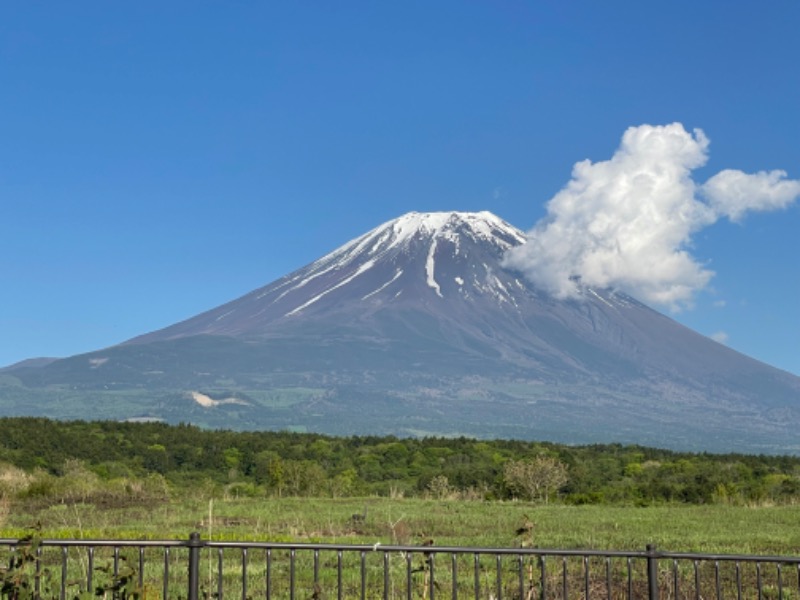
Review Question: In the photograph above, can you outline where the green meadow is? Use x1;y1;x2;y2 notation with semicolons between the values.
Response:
6;497;800;556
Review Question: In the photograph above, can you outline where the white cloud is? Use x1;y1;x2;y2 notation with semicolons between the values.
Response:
503;123;800;310
710;331;729;344
702;169;800;222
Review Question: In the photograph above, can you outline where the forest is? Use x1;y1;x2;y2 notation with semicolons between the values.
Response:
1;417;799;507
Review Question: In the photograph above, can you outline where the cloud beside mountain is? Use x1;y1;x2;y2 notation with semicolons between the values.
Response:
504;123;800;310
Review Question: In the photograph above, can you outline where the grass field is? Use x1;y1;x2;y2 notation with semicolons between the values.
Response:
5;496;800;556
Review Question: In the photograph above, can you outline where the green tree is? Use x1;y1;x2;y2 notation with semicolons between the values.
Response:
283;460;326;496
328;468;359;498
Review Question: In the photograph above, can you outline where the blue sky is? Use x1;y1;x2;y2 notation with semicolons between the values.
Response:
2;1;799;374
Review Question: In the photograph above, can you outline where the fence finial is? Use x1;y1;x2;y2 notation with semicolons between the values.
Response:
646;543;660;600
187;532;203;600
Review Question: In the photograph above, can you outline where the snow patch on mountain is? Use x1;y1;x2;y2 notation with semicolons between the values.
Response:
426;240;443;298
362;269;403;300
287;259;377;316
189;391;249;408
215;309;236;322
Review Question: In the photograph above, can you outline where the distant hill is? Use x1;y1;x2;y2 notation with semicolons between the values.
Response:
0;357;58;371
3;211;799;453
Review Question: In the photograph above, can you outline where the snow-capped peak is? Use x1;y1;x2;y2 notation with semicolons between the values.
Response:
260;211;528;316
334;211;526;262
384;210;524;247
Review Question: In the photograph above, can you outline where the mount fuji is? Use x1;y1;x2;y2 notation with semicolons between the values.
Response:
3;211;799;453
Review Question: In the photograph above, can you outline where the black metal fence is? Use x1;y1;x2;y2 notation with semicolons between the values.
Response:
2;533;799;600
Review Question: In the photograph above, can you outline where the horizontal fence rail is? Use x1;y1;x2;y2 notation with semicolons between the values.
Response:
2;534;799;600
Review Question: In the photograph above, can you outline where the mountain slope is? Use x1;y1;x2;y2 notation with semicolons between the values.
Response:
3;211;799;453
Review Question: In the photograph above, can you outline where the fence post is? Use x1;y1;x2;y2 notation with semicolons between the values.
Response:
646;544;659;600
188;532;203;600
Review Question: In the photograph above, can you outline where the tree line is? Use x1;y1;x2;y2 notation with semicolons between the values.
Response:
0;417;798;506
